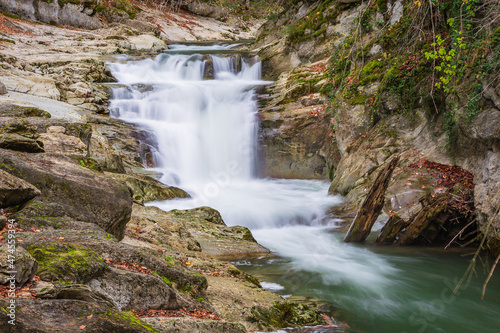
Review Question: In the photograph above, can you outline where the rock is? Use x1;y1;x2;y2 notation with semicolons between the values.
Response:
106;173;190;205
0;169;41;208
0;81;7;94
0;150;132;240
16;227;209;298
142;317;247;333
89;128;126;173
0;243;38;287
0;298;156;332
88;267;180;311
122;35;167;52
0;0;104;30
37;127;87;157
54;284;115;308
249;301;326;332
0;104;51;118
1;74;61;100
335;103;373;155
170;206;224;225
32;280;56;298
389;0;404;26
130;204;270;259
0;133;44;153
181;1;231;20
299;93;326;106
27;242;107;285
369;44;382;55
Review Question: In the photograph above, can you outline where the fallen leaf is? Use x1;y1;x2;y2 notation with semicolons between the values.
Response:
79;325;86;329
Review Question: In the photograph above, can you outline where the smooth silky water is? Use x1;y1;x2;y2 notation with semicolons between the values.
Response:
108;43;500;333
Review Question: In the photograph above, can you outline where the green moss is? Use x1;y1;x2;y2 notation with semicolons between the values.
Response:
349;95;370;105
152;271;172;285
163;255;175;266
377;0;388;13
360;59;383;78
74;157;103;173
27;243;106;284
104;311;158;333
249;301;326;330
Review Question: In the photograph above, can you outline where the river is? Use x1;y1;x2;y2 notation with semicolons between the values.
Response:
108;43;500;333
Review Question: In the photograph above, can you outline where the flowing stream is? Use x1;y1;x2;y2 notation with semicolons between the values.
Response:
108;43;500;333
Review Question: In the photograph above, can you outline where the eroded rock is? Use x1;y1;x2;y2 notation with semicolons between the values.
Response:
0;150;132;240
0;133;44;153
106;173;190;205
0;169;41;208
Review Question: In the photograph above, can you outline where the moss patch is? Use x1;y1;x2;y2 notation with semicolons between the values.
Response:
249;301;326;330
28;243;107;284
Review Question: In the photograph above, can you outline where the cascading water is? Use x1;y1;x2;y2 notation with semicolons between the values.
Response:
108;44;500;333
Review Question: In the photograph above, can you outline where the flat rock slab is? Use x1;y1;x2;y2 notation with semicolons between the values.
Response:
141;316;247;333
1;92;88;122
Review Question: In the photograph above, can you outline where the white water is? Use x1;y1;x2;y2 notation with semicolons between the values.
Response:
108;47;400;318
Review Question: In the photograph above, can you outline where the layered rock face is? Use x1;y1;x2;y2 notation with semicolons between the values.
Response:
255;0;499;250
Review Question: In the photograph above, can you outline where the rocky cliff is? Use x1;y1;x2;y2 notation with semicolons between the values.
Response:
255;0;499;254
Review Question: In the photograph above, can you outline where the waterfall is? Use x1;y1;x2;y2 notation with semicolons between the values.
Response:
108;47;340;229
109;52;261;186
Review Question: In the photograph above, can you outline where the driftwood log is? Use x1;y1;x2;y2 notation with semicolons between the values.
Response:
344;156;400;243
375;215;406;244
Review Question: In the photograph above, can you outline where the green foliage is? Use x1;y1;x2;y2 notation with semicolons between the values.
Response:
75;157;103;172
286;0;338;45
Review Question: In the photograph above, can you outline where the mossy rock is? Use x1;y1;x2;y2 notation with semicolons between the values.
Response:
27;242;107;285
249;301;326;330
170;206;225;225
0;104;51;119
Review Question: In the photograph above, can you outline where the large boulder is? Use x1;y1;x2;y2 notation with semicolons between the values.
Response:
88;268;180;311
0;149;132;240
0;244;38;287
0;169;41;208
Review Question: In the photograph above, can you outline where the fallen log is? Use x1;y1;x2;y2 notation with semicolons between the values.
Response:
344;156;400;243
375;215;406;244
396;193;450;245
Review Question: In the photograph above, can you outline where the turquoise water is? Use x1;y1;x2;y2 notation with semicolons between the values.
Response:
236;228;500;333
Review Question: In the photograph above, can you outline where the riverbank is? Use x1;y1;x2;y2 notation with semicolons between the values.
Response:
0;3;339;332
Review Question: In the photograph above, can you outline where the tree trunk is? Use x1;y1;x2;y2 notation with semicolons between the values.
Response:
375;214;406;244
397;193;449;245
344;156;400;243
